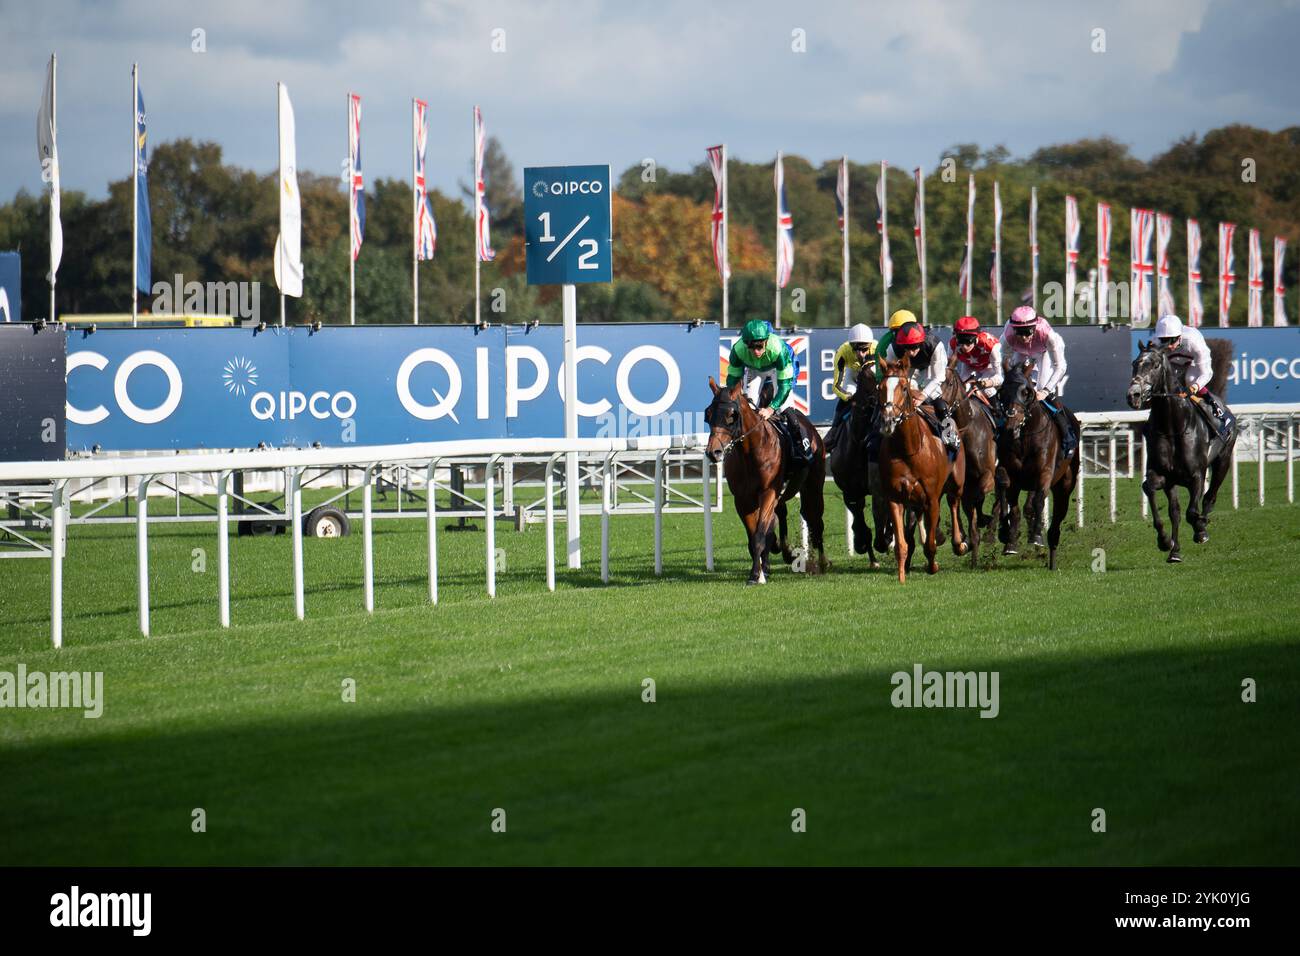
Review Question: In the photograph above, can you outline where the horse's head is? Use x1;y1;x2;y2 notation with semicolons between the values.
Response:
1000;362;1035;439
876;358;915;436
1127;341;1168;410
704;377;746;463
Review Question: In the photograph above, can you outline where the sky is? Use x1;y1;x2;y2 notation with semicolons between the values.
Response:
2;0;1298;202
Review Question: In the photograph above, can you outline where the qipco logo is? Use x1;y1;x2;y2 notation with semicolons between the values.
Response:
66;350;184;425
531;178;605;198
249;390;357;421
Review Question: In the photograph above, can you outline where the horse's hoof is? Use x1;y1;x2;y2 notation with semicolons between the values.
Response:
781;550;795;566
1194;531;1208;544
927;562;939;575
1003;546;1018;556
1167;553;1182;564
1031;535;1045;548
869;560;880;570
746;572;768;585
955;542;970;556
1157;538;1171;552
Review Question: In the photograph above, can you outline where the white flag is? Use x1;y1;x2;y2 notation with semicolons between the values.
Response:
36;54;62;285
273;83;303;298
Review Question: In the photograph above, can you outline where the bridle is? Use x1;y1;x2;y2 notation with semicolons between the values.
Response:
877;369;919;434
707;393;769;458
1130;346;1185;404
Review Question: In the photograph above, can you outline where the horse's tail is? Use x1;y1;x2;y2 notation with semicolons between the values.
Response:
1206;338;1233;398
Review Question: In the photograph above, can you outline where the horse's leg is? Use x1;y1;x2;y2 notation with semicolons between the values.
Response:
1144;470;1171;552
1201;440;1234;533
1004;488;1023;556
904;506;919;576
946;480;967;557
890;500;908;584
775;498;795;565
801;467;829;575
1047;474;1074;571
1164;485;1183;563
994;466;1010;554
741;509;765;585
924;493;941;575
1027;488;1045;548
1187;468;1209;544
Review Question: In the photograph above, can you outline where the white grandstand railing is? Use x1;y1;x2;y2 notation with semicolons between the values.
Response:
2;405;1297;648
0;434;714;649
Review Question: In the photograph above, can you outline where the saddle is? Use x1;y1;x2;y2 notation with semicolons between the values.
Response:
969;390;1000;429
1038;396;1079;460
1189;392;1236;452
770;411;812;494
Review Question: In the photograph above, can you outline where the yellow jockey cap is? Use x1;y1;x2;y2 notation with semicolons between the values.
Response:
888;309;918;330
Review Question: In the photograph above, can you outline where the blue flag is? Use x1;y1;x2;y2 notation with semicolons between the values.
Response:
135;85;151;295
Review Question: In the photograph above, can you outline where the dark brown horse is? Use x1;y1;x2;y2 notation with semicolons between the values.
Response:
941;360;998;568
995;363;1079;570
828;376;882;569
875;359;966;583
1126;339;1235;563
705;378;829;584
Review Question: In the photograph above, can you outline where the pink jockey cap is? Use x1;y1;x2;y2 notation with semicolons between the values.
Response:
1009;305;1038;327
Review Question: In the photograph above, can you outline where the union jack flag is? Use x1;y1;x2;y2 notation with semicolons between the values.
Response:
1187;219;1203;327
1218;222;1236;327
835;156;848;232
1156;212;1174;318
1096;203;1112;320
959;175;975;299
1275;237;1288;326
1247;228;1264;326
1130;208;1155;324
774;152;794;289
474;105;495;262
706;145;729;281
787;333;810;414
348;93;364;261
414;99;437;261
875;161;892;289
913;167;926;280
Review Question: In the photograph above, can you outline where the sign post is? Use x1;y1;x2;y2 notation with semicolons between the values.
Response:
524;163;613;570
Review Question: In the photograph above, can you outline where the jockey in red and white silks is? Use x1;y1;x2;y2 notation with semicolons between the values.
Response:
1001;305;1067;398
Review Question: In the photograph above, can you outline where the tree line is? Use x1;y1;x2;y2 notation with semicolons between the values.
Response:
1;124;1296;327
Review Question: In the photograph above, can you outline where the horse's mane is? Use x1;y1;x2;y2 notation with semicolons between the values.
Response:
1206;338;1232;398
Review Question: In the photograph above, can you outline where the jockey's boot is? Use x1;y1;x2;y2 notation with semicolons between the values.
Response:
783;409;814;467
1200;390;1233;442
1051;406;1078;459
824;399;850;453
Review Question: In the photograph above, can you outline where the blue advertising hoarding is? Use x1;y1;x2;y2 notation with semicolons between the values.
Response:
1130;326;1300;403
523;164;612;285
64;323;718;451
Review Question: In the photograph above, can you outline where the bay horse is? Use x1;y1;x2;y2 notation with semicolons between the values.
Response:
875;359;966;583
828;375;882;568
941;358;998;568
1126;338;1235;563
995;363;1079;570
705;378;829;584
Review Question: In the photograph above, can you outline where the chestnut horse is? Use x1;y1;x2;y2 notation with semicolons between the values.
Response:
995;363;1079;571
875;359;966;583
941;358;998;568
705;378;829;585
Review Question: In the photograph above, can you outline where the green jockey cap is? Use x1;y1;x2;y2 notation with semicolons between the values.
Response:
740;319;771;344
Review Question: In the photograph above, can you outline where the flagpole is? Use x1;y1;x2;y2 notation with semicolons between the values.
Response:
1030;187;1039;314
774;150;781;329
278;83;285;327
917;168;927;326
965;175;973;317
842;156;850;328
348;94;356;326
474;106;481;327
881;161;889;325
412;99;419;325
994;181;1002;324
49;53;57;324
131;63;138;327
721;143;729;329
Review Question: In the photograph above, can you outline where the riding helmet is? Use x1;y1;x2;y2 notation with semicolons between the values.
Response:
895;321;926;346
740;319;771;344
954;315;980;335
1009;305;1038;328
888;309;918;330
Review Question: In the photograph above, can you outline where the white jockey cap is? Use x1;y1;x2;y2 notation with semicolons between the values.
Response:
848;322;874;344
1155;314;1183;338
